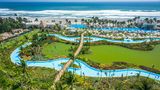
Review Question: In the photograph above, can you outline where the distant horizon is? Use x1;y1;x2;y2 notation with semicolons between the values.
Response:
0;1;160;2
0;0;159;2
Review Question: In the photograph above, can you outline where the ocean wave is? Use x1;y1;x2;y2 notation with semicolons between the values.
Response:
0;8;160;18
0;8;10;11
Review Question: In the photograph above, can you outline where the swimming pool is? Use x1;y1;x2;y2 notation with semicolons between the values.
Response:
69;24;158;33
69;24;87;29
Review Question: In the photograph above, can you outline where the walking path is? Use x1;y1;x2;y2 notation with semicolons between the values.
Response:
10;34;160;82
52;32;85;86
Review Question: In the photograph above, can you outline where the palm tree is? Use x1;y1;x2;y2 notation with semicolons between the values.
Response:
88;32;92;48
55;82;63;90
147;64;155;80
51;32;86;89
62;72;76;90
65;19;69;24
152;64;155;69
81;18;84;24
35;18;38;22
19;59;30;89
24;35;29;42
136;71;141;80
51;20;55;23
68;21;71;25
68;53;75;60
136;79;153;90
153;18;157;22
20;59;27;75
23;18;28;23
59;21;62;25
74;19;78;24
144;18;149;23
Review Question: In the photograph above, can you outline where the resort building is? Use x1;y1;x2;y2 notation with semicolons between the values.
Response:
0;29;29;41
142;23;157;30
26;20;55;28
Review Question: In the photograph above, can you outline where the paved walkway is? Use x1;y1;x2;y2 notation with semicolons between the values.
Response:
10;33;160;90
52;32;85;88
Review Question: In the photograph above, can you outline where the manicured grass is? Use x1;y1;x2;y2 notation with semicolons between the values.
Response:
41;42;160;69
42;42;72;59
80;45;160;69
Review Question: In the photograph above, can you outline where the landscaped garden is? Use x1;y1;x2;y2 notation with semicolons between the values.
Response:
1;2;160;88
1;18;160;89
0;29;58;89
1;29;160;89
22;39;160;69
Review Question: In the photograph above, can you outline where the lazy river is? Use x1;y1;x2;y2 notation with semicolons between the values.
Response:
10;34;160;80
49;34;160;43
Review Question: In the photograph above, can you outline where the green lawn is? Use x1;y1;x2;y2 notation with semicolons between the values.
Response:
80;45;160;69
41;42;160;69
42;42;72;59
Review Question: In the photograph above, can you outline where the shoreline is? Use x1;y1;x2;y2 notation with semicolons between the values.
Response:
1;16;160;21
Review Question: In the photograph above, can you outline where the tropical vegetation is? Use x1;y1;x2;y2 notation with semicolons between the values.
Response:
0;18;160;89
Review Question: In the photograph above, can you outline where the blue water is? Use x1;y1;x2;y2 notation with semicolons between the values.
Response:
49;34;160;43
0;2;160;11
69;24;159;33
10;35;160;80
70;24;87;29
0;2;159;18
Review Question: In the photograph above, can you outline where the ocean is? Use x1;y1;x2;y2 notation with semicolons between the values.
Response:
0;2;160;18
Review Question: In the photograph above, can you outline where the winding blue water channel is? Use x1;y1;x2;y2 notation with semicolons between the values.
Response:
10;34;160;80
49;34;160;43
